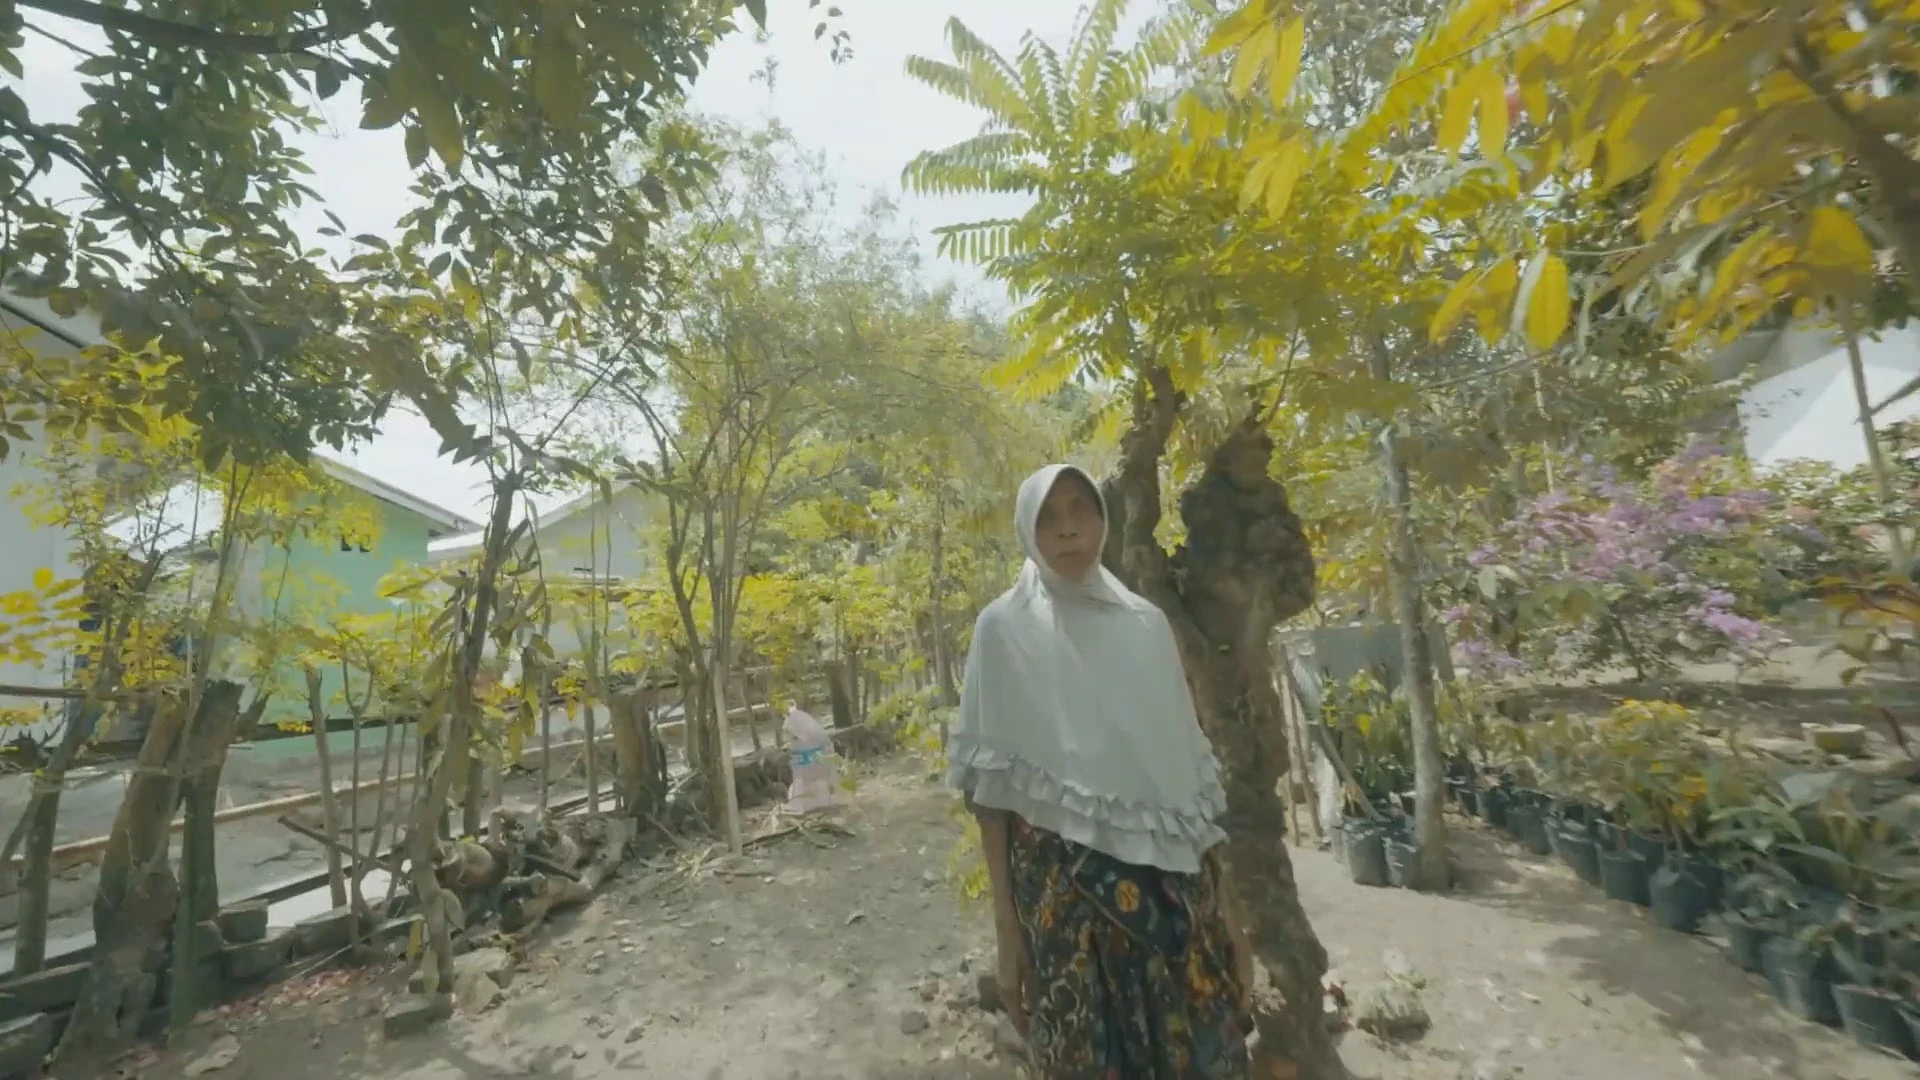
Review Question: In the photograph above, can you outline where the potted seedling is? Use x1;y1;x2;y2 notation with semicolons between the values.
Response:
1833;914;1920;1056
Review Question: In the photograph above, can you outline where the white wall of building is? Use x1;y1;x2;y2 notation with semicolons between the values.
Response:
0;304;87;734
1738;321;1920;470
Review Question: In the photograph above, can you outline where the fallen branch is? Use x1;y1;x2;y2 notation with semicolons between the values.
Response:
275;815;393;876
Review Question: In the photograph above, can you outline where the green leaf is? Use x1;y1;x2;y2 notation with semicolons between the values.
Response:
360;75;407;131
745;0;769;29
413;74;464;170
532;24;587;128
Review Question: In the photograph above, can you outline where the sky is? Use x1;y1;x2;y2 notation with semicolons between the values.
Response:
17;0;1118;530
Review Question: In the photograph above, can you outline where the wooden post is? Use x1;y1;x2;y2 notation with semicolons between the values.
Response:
304;668;348;909
584;704;599;815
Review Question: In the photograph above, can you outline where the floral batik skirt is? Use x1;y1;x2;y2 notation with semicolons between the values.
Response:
1008;817;1252;1080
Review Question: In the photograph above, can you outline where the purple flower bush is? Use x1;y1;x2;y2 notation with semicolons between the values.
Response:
1450;440;1790;683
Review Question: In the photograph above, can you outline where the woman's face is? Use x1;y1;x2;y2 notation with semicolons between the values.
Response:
1034;472;1104;580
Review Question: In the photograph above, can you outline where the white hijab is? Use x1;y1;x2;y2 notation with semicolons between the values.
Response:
949;464;1227;873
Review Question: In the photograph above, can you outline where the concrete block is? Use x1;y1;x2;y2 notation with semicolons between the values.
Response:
189;920;227;960
220;928;293;983
216;900;271;944
293;906;355;956
0;962;89;1023
0;1012;54;1077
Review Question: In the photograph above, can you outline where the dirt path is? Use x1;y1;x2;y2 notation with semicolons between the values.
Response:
125;758;1912;1080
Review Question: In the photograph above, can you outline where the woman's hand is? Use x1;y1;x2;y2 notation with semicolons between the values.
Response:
996;918;1031;1035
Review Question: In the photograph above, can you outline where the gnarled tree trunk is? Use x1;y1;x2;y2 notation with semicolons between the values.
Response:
610;688;667;821
1102;370;1344;1079
53;687;196;1068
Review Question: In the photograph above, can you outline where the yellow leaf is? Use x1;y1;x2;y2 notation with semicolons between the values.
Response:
1437;63;1485;157
1518;78;1549;127
1229;21;1278;98
1802;206;1875;278
1203;3;1267;57
1268;19;1304;109
1700;227;1772;320
1261;139;1306;222
30;568;52;591
1474;257;1518;345
1520;252;1571;351
1430;266;1485;343
1478;64;1509;157
1238;143;1279;211
1600;93;1654;187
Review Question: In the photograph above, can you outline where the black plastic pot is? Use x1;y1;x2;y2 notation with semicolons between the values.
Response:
1598;849;1651;906
1833;985;1915;1056
1900;1005;1920;1061
1556;827;1603;887
1345;822;1391;887
1328;820;1348;866
1761;936;1841;1025
1385;839;1417;888
1483;788;1511;830
1724;916;1772;973
1551;798;1593;827
1648;863;1708;933
1595;821;1626;851
1508;805;1553;856
1459;788;1481;817
1683;856;1725;912
1626;830;1665;866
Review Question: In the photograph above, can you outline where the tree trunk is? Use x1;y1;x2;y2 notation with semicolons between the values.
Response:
1368;341;1450;892
710;652;743;852
177;684;252;923
825;660;855;730
305;667;348;910
1841;305;1910;571
609;688;665;819
1378;429;1451;891
408;481;515;1000
1101;372;1345;1079
12;697;105;976
585;703;600;815
53;690;192;1069
930;488;959;711
166;682;247;1030
7;557;162;975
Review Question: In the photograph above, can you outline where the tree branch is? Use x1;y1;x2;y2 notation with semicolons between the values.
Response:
17;0;372;55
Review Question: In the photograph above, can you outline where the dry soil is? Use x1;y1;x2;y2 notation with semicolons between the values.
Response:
122;756;1916;1080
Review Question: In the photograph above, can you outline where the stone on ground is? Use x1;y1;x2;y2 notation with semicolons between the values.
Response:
975;972;1002;1013
0;1012;53;1077
452;947;515;989
182;1033;242;1076
455;971;503;1014
216;900;272;944
1352;981;1431;1040
899;1008;930;1035
382;993;452;1038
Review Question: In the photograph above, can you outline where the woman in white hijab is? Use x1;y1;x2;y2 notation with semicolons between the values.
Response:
950;464;1255;1079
